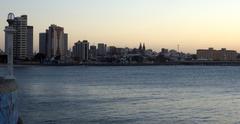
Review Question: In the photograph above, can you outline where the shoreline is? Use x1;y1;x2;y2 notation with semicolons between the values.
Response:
2;61;240;66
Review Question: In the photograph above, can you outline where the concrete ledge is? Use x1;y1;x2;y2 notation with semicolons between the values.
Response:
0;77;17;93
0;77;18;124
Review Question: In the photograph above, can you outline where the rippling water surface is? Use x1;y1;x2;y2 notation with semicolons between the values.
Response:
1;66;240;124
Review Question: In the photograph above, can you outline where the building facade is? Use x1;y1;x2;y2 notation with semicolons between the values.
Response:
89;45;97;60
39;33;47;55
97;43;107;56
27;26;33;58
72;40;89;62
197;48;237;61
108;46;117;56
39;24;68;59
5;15;33;60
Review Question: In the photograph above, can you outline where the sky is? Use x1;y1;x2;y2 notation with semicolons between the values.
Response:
1;0;240;53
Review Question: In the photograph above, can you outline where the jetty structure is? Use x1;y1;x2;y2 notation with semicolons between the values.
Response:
0;13;19;124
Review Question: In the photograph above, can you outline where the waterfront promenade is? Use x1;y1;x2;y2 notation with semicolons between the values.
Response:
0;77;18;124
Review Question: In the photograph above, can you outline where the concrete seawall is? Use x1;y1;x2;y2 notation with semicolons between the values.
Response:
0;77;18;124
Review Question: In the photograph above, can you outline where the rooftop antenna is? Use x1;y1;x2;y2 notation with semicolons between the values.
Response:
177;44;180;53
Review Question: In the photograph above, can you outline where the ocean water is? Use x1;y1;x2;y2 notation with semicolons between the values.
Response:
1;65;240;124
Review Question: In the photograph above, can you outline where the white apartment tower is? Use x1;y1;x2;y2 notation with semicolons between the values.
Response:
39;24;68;59
5;15;33;59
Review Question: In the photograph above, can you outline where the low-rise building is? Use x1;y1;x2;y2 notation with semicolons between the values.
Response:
197;48;237;61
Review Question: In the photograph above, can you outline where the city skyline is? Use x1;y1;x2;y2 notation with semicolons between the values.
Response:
1;0;240;53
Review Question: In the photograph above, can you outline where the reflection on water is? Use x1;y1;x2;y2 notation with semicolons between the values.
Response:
1;66;240;124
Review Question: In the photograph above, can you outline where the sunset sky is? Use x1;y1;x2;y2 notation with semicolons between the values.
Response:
1;0;240;53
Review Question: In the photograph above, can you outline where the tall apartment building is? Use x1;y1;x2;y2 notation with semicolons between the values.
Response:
89;45;97;60
72;40;89;62
27;26;33;58
39;33;47;55
5;15;33;59
197;48;237;61
39;24;68;59
108;46;117;56
97;43;107;56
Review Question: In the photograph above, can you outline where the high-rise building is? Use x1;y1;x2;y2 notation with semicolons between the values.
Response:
109;46;117;56
39;33;47;55
64;34;68;56
5;15;33;60
39;24;68;59
27;26;33;58
97;43;107;56
72;40;89;62
89;45;97;60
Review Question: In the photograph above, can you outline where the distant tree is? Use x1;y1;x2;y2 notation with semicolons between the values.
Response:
0;55;7;64
191;54;197;60
55;55;61;60
146;56;155;62
237;54;240;59
34;53;46;63
155;54;169;63
24;57;30;61
106;57;117;63
131;56;144;63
